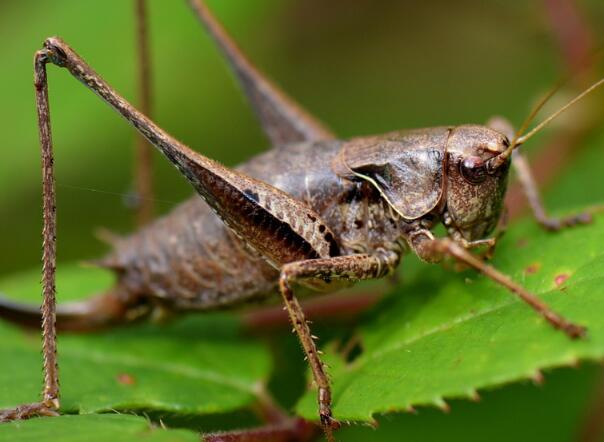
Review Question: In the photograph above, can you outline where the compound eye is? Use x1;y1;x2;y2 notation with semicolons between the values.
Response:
460;156;487;184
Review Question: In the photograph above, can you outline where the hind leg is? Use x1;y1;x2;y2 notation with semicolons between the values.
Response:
0;48;61;423
187;0;334;146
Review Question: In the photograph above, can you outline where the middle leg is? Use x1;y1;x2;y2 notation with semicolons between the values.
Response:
278;251;401;438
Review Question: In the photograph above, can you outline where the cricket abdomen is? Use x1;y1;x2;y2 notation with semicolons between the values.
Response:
102;140;350;311
105;196;280;310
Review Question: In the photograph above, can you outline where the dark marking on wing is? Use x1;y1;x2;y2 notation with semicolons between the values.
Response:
243;188;259;203
188;163;325;264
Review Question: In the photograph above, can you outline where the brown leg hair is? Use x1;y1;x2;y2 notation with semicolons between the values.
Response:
2;1;157;420
511;149;592;231
278;252;400;440
6;35;393;439
487;116;592;231
408;230;585;339
0;45;60;424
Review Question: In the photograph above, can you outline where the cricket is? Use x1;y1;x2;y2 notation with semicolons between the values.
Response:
0;1;602;441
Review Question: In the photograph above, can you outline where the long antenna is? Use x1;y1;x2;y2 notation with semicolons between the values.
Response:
516;77;604;145
488;75;604;170
511;77;567;147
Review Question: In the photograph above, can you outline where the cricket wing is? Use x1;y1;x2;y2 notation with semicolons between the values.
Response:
179;152;340;267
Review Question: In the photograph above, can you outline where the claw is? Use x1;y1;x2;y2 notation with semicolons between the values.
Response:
0;402;59;423
320;412;341;442
541;212;592;231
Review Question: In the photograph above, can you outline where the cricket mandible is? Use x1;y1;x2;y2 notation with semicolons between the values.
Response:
0;0;600;439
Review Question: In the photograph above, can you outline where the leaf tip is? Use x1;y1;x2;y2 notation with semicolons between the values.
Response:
531;370;545;385
467;389;481;402
433;397;450;413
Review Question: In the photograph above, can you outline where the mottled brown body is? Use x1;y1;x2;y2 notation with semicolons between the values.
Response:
105;138;409;312
104;123;513;314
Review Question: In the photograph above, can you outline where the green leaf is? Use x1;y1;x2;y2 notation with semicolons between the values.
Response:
337;364;601;442
0;265;272;416
296;211;604;421
0;414;199;442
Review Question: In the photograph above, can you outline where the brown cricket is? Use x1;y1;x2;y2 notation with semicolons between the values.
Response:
0;1;601;440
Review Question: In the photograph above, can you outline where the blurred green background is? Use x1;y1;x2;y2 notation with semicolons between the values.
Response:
1;1;604;440
1;0;603;275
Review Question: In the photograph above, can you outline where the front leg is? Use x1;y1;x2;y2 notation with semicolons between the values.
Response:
447;227;498;261
511;149;591;231
487;116;591;231
279;251;400;440
408;230;585;339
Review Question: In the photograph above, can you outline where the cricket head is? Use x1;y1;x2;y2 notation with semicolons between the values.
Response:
447;74;604;240
333;72;604;243
444;125;511;241
333;126;511;233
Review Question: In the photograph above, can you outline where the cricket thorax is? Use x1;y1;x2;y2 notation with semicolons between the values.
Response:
317;181;408;256
243;140;408;256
